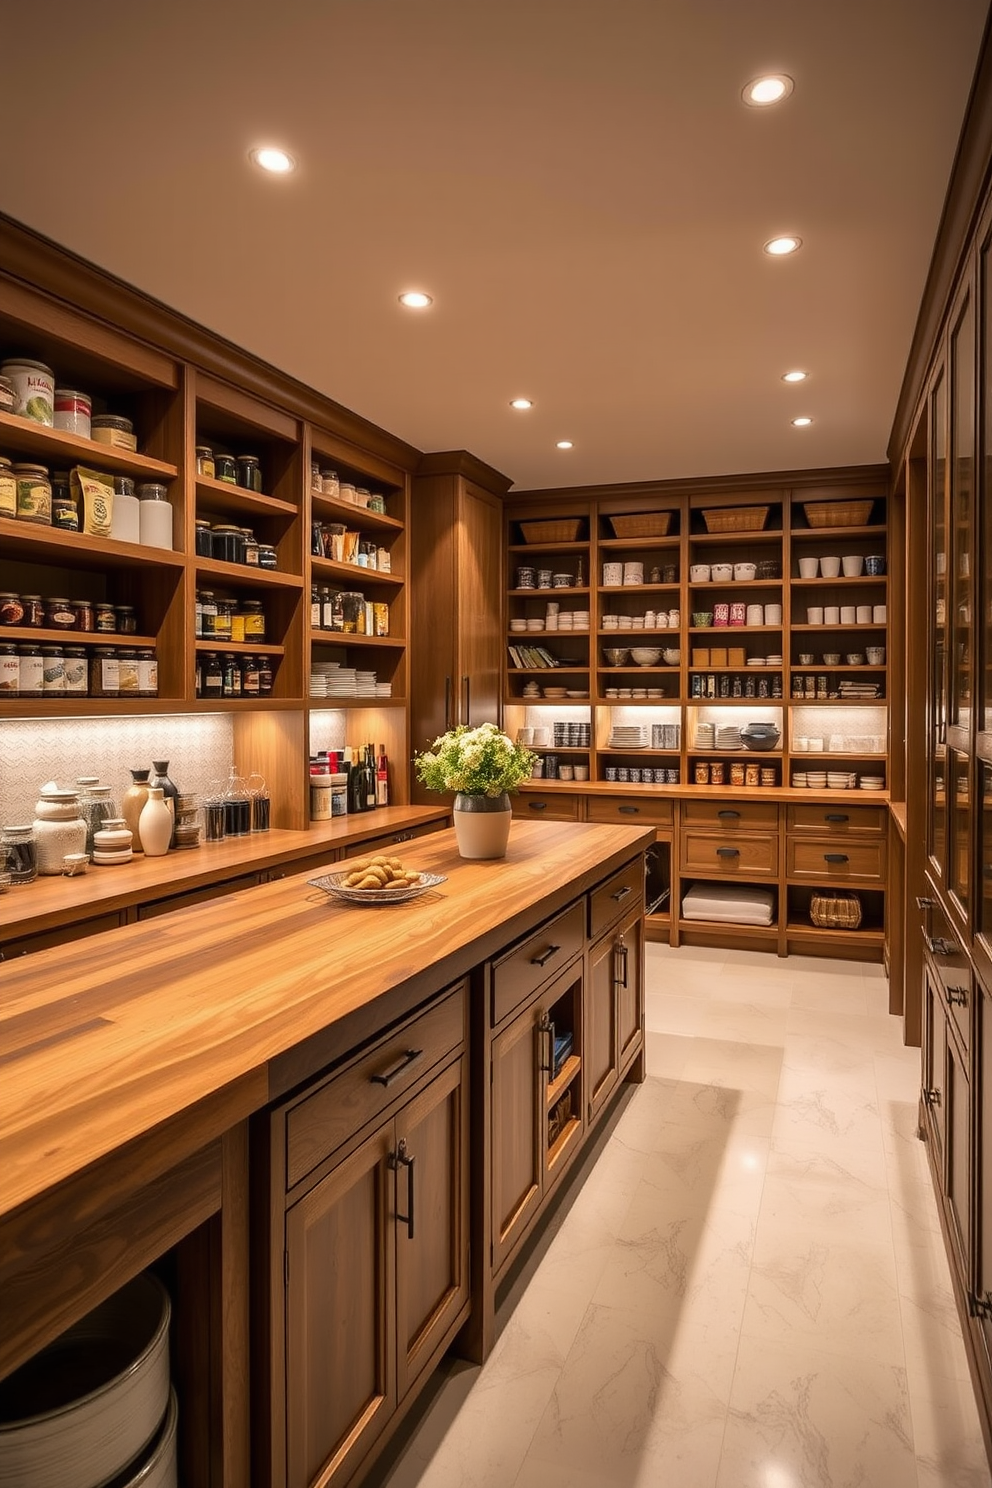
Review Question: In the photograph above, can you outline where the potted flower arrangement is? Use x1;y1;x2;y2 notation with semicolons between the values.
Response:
414;722;536;859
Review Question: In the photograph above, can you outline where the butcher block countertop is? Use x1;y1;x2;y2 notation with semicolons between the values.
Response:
0;819;651;1223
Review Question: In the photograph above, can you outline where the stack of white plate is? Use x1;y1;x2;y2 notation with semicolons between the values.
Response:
356;670;378;697
746;657;766;666
376;682;392;698
326;668;358;697
827;770;854;790
860;774;885;791
716;725;741;749
806;770;827;788
791;772;808;787
765;654;783;666
572;611;589;630
310;661;341;697
608;724;648;749
695;722;716;749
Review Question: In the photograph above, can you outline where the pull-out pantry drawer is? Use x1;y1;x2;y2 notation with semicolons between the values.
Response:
680;799;779;830
511;792;583;821
588;857;645;939
680;831;778;877
491;900;585;1025
787;837;886;884
787;803;886;836
586;796;673;827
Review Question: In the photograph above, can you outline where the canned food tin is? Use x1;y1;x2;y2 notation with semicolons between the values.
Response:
710;761;725;785
13;464;51;524
1;359;55;424
730;763;746;787
53;388;92;438
745;762;760;787
694;762;710;785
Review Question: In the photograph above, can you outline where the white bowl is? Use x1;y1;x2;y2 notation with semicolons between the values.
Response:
630;647;662;666
105;1389;177;1488
733;562;757;581
0;1273;171;1488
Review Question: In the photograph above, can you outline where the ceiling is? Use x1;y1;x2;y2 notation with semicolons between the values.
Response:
1;0;988;491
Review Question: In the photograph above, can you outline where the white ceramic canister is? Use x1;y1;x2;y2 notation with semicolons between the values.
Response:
602;562;623;586
32;790;87;874
137;484;174;549
53;388;92;438
111;489;141;544
622;561;644;585
1;358;54;424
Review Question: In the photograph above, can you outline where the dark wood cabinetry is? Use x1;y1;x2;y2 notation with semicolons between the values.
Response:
587;905;643;1124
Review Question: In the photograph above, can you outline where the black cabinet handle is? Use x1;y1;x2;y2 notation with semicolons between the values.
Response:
444;675;453;732
531;943;561;968
392;831;413;843
530;801;548;811
824;853;849;864
462;675;471;726
825;813;849;823
916;896;937;910
611;884;633;901
717;847;740;858
390;1139;415;1240
929;935;956;957
538;1013;555;1074
614;932;629;991
947;985;969;1007
619;805;640;815
923;1086;942;1108
717;809;741;819
371;1047;424;1087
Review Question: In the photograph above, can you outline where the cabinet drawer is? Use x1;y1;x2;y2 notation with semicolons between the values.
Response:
787;837;886;883
589;857;645;939
681;831;777;876
347;820;446;854
285;985;465;1190
511;792;582;822
787;804;886;836
680;799;779;830
492;901;584;1025
587;796;673;826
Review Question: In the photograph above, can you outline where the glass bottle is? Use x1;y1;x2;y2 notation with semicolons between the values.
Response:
77;778;118;853
223;767;251;837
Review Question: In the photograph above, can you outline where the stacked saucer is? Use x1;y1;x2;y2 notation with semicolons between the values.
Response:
860;774;885;791
715;724;741;750
827;770;855;790
806;770;827;789
695;722;716;749
608;724;648;749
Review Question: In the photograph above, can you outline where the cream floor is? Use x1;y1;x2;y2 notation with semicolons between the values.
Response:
377;944;991;1488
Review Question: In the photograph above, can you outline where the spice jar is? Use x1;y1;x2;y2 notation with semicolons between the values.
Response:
195;519;213;557
45;598;77;630
95;602;117;633
214;454;237;484
72;598;94;632
212;524;244;564
41;645;66;693
136;648;158;697
222;653;241;697
257;543;277;570
0;457;17;519
115;604;138;635
2;824;37;883
0;593;24;626
0;643;19;696
195;445;215;478
213;598;235;640
63;646;88;695
53;388;92;438
240;600;265;639
89;646;120;697
18;642;43;697
201;652;223;698
237;455;262;492
257;655;274;694
199;590;218;637
117;648;140;695
241;654;260;696
52;487;80;530
321;469;340;498
13;464;52;524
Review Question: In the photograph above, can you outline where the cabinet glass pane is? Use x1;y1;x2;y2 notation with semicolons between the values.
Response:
983;239;992;731
948;747;971;909
981;764;992;949
929;372;948;876
950;293;975;728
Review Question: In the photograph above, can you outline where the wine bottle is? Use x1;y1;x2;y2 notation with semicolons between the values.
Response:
346;748;364;814
365;743;377;810
376;745;389;807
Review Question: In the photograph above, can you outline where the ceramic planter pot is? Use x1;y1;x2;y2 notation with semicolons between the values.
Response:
453;793;512;859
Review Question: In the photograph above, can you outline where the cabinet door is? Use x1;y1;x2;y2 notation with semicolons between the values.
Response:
922;966;947;1165
945;1020;972;1275
491;1008;542;1272
586;931;619;1123
285;1128;395;1488
975;980;992;1359
455;481;502;726
928;369;949;888
394;1055;469;1403
616;912;644;1076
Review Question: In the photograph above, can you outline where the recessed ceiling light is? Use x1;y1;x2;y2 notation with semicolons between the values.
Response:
742;74;794;107
792;416;814;427
764;235;802;256
782;370;808;382
249;146;296;174
556;440;573;450
398;291;433;309
510;398;533;410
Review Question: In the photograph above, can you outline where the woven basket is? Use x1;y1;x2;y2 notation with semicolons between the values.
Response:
608;511;673;539
803;500;874;529
810;889;862;929
701;505;769;534
519;518;584;544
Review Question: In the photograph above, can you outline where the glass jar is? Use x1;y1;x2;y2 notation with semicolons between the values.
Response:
0;643;19;696
72;598;94;632
52;487;80;531
213;599;235;640
0;456;17;519
202;651;223;698
0;593;24;626
356;487;371;509
237;455;262;492
321;469;340;498
257;543;278;570
45;597;77;630
195;520;213;557
63;645;88;695
214;454;237;485
41;645;66;693
240;600;265;640
95;602;117;633
242;528;259;567
195;445;215;478
199;590;218;637
310;461;322;492
2;824;37;883
13;464;52;524
258;655;274;694
115;604;138;635
91;414;135;449
368;492;386;515
136;648;158;697
77;780;118;853
241;654;260;696
212;524;244;564
339;482;356;504
223;768;251;837
17;642;43;697
117;648;140;695
340;591;365;633
90;646;120;698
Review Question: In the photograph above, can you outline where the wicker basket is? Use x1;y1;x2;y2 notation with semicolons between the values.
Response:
607;511;673;539
803;500;874;529
701;505;769;534
810;889;862;929
519;518;584;544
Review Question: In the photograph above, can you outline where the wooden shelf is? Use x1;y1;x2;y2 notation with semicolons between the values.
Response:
195;476;297;518
791;576;888;588
508;586;589;598
311;556;404;588
0;696;188;718
688;625;782;635
309;697;405;710
687;579;784;591
791;525;887;541
194;640;285;655
689;531;783;547
508;540;589;554
0;411;178;480
194;558;304;589
0;626;157;646
547;1053;581;1107
0;515;187;571
309;631;405;649
598;536;680;550
310;492;404;532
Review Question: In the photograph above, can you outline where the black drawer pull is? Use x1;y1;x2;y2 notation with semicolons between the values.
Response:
717;809;741;819
619;805;640;815
371;1047;424;1087
390;1139;415;1240
530;801;548;811
825;813;849;823
916;896;937;910
717;847;740;858
824;853;849;864
929;935;955;957
611;884;633;901
947;985;969;1007
392;831;413;843
531;943;561;968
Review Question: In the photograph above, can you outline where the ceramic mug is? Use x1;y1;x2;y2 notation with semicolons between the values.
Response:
840;605;857;624
841;555;864;577
689;564;711;583
856;604;872;624
798;556;819;578
824;605;840;625
623;561;644;585
733;562;757;581
713;602;730;626
807;606;824;625
864;555;886;576
710;563;733;582
819;555;841;578
764;602;782;624
866;646;886;664
746;604;764;625
873;604;887;623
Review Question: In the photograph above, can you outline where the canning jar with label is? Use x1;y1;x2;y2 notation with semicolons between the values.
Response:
52;488;79;530
0;457;17;519
0;643;19;696
18;642;44;697
242;529;259;566
241;600;265;639
45;598;77;630
199;590;218;637
257;543;277;570
237;455;262;492
42;645;66;693
89;647;120;698
241;655;260;695
257;655;274;694
0;593;24;626
115;604;138;635
214;454;237;485
195;445;215;478
117;648;140;695
53;388;92;438
201;652;223;698
63;646;88;695
321;469;340;498
340;591;365;633
2;358;54;423
213;599;235;640
13;464;52;524
136;648;158;697
95;602;117;633
71;599;94;632
212;524;244;564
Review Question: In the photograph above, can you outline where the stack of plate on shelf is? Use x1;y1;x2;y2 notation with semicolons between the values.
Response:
715;724;741;750
806;770;827;789
376;681;392;698
827;770;857;790
695;722;716;749
523;681;541;697
860;774;885;791
310;661;340;698
608;724;649;749
746;657;766;666
765;654;783;666
326;668;359;698
356;669;378;697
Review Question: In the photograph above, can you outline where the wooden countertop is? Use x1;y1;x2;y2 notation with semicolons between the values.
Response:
0;819;652;1222
0;805;449;941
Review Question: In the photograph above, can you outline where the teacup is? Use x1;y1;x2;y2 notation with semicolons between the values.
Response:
692;611;714;627
689;564;711;583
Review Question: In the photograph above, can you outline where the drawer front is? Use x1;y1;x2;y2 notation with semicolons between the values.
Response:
680;799;779;830
346;820;446;854
787;837;886;884
787;804;886;836
589;857;645;939
512;792;582;822
587;795;673;827
1;911;123;959
681;831;778;877
137;874;261;918
286;985;465;1190
492;901;584;1025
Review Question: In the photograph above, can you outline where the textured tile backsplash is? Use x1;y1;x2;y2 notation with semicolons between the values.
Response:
0;715;236;824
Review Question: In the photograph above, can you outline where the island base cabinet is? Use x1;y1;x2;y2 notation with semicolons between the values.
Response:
586;907;644;1127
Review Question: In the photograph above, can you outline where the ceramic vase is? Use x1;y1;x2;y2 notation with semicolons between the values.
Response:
149;760;179;846
121;769;151;852
139;787;173;857
452;792;512;860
